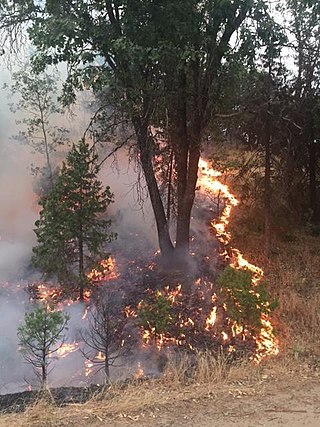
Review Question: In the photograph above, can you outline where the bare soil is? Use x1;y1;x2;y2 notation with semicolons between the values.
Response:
96;375;320;427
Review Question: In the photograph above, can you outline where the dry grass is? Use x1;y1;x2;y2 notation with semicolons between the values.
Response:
0;351;258;427
269;237;320;357
162;349;246;385
0;351;313;427
230;204;320;359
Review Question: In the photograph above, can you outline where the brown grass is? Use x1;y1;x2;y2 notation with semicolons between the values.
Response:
0;351;313;427
0;353;255;427
230;204;320;359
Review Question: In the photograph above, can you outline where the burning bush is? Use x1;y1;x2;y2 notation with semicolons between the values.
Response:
138;291;176;338
218;266;279;330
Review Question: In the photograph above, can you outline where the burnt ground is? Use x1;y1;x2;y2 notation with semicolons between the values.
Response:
0;385;103;413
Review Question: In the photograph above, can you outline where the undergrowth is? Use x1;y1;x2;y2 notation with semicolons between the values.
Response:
229;203;320;360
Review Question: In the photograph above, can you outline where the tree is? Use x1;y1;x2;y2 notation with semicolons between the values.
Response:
5;66;69;190
286;0;320;224
0;1;276;268
32;139;116;301
80;289;132;383
17;305;69;388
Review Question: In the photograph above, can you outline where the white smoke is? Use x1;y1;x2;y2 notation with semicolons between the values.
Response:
0;61;157;393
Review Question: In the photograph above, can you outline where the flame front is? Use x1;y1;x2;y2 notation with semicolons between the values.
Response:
198;158;279;361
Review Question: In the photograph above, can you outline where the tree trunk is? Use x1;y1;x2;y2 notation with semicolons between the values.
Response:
79;227;84;301
41;350;47;388
104;351;110;383
132;116;174;260
175;65;201;261
174;72;190;260
175;146;200;259
166;148;174;222
264;110;272;258
308;117;319;223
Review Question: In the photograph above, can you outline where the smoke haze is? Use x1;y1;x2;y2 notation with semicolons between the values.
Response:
0;62;157;392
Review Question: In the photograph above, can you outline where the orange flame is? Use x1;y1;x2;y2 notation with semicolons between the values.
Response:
55;342;79;358
205;306;217;330
87;257;118;282
134;362;144;379
198;158;279;361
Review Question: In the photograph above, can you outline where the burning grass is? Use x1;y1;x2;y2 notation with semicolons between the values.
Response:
229;203;320;361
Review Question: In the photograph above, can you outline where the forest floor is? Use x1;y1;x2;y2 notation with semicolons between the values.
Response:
2;168;320;426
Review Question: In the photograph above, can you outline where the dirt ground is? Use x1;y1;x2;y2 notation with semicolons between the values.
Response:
98;375;320;427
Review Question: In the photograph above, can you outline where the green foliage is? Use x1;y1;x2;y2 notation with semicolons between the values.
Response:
218;266;278;330
32;139;116;299
138;291;175;337
17;305;69;385
0;0;283;257
5;66;69;187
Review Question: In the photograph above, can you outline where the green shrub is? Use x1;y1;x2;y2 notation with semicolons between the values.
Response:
138;292;175;337
218;266;278;330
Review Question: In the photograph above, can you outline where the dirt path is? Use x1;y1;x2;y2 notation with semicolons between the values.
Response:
102;376;320;427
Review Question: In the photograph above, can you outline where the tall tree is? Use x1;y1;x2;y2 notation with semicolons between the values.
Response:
32;139;116;301
5;67;69;190
0;0;274;266
287;0;320;223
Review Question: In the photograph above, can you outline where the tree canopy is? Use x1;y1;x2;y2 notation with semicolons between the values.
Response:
2;0;320;265
32;139;116;300
0;1;275;265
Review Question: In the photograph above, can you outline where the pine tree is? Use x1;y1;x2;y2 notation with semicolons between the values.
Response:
18;306;69;388
32;139;116;300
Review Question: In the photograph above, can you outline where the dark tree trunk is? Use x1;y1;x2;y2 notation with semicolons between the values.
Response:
132;116;174;260
166;148;174;222
42;350;47;388
175;146;200;258
308;118;319;222
174;72;190;260
175;62;202;260
104;351;110;383
264;110;272;258
79;227;84;301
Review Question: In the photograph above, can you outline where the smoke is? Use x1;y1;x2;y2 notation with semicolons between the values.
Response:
0;66;38;282
0;62;158;393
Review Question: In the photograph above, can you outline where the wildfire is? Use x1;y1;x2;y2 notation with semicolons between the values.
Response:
205;306;217;330
85;360;94;377
87;257;118;282
198;158;279;361
134;362;144;379
23;156;278;386
55;342;79;358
